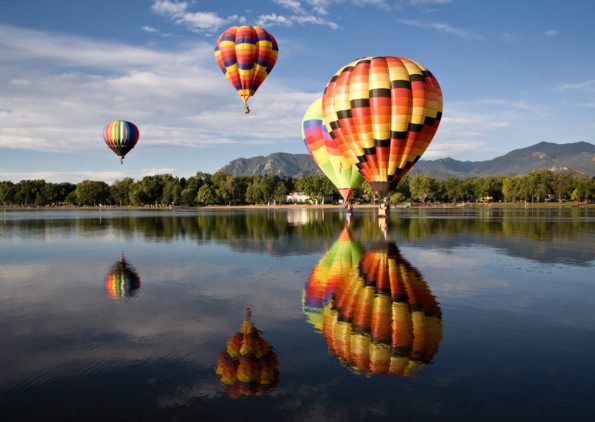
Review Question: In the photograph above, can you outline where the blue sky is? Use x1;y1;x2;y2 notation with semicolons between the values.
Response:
1;0;594;182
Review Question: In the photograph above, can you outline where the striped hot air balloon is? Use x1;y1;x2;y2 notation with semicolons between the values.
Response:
103;120;140;164
216;309;280;399
302;99;365;202
303;227;365;330
322;242;443;377
215;26;278;113
322;57;443;191
105;254;141;300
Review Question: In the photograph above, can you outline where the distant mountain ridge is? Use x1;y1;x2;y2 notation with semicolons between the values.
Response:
218;142;595;179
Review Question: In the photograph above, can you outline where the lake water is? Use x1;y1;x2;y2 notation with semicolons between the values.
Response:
1;208;594;421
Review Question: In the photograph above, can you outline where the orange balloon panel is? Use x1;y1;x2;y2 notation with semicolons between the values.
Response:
322;56;443;191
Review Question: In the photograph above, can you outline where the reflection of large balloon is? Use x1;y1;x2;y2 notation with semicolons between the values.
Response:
103;120;140;164
302;99;364;202
322;57;443;191
215;26;278;113
105;254;141;299
322;241;443;377
216;309;279;399
303;228;365;330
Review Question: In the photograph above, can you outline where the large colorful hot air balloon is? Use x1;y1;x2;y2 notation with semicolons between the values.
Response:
105;254;141;299
216;309;280;399
321;241;443;377
322;57;443;191
303;227;365;330
302;99;365;202
103;120;140;164
215;26;278;113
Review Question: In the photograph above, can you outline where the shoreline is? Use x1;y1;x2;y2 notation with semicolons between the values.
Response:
2;202;594;211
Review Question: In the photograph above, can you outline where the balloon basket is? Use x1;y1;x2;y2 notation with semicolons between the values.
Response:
244;104;250;114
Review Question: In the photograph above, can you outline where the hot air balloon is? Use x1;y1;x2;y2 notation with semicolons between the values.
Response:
322;57;443;191
103;120;140;164
105;254;141;299
215;26;278;114
216;308;280;399
303;227;365;330
302;98;365;202
322;241;443;377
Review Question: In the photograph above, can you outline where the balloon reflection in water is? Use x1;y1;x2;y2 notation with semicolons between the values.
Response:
321;241;443;377
303;227;365;331
105;255;141;299
216;309;280;399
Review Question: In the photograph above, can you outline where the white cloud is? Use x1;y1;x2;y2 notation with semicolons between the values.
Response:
141;26;160;33
409;0;452;4
554;80;595;92
499;32;519;42
151;1;242;33
397;19;483;39
275;0;305;13
256;13;294;27
544;30;558;36
255;13;339;29
0;24;320;158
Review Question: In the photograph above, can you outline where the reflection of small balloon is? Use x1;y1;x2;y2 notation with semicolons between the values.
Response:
322;56;443;191
105;255;141;299
214;26;278;112
303;228;365;330
318;241;443;377
302;99;364;202
103;120;140;164
216;309;279;399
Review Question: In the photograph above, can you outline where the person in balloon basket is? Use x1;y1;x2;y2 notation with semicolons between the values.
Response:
345;201;353;215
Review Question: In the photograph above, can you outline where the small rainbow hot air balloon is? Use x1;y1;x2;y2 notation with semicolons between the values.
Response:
216;308;280;399
103;120;140;164
303;227;365;330
322;241;443;377
215;26;278;113
322;56;443;191
302;99;364;202
105;254;141;300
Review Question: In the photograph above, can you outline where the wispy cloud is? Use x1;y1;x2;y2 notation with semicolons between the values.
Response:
544;30;558;36
141;26;160;33
409;0;452;4
499;32;519;42
554;80;595;92
397;19;483;39
151;0;242;33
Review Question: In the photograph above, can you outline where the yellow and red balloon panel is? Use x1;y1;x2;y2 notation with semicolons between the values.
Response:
322;56;443;191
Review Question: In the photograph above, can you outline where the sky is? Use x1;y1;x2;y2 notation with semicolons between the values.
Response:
0;0;594;183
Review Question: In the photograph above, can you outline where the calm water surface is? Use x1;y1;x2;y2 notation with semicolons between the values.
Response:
1;208;594;421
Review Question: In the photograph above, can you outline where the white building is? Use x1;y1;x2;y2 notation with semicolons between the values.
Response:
286;190;333;204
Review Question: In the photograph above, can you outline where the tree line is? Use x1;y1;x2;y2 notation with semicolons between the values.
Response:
1;169;594;207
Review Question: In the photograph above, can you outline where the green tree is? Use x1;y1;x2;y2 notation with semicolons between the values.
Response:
442;177;464;203
550;173;573;202
0;181;15;205
195;184;217;205
110;178;135;206
161;174;182;205
409;174;436;203
273;181;288;204
389;192;404;205
13;180;46;205
76;180;110;206
65;190;78;205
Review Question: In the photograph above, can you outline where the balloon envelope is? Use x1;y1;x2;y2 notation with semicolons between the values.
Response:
322;56;443;191
215;26;278;106
302;99;364;202
103;120;139;163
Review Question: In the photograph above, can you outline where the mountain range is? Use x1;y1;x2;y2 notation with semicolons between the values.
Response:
218;142;595;180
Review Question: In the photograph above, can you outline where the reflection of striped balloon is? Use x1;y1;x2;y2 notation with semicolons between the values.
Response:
216;315;279;399
322;57;443;192
303;228;365;330
302;99;364;202
214;26;278;107
105;256;141;299
322;242;442;377
103;120;140;163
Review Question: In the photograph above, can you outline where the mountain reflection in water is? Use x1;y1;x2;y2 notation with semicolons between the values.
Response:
305;227;443;377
